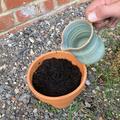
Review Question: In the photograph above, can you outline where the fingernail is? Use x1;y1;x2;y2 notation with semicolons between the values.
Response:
88;12;97;22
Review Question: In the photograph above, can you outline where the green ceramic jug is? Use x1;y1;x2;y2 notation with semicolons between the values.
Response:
61;20;105;65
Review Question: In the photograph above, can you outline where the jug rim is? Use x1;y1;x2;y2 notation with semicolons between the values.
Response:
61;19;94;51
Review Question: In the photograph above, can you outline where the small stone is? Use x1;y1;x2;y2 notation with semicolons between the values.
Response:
5;82;8;85
91;67;96;72
110;89;113;91
45;109;48;112
29;37;35;43
6;93;11;98
45;114;49;119
54;119;59;120
11;96;16;102
102;38;107;42
2;114;5;117
60;19;64;24
13;82;17;85
50;26;55;31
20;32;23;35
9;33;14;38
8;44;12;47
2;104;5;108
19;94;30;104
72;12;74;15
49;113;53;116
96;86;100;91
14;88;19;94
108;48;111;51
7;100;11;105
92;90;96;94
45;21;50;26
10;115;14;119
33;108;37;113
40;115;44;119
47;41;52;45
85;101;91;108
74;112;78;117
30;49;34;55
22;115;25;117
33;109;38;116
0;64;7;71
98;78;104;85
87;71;95;81
104;99;107;102
36;38;42;42
85;80;91;86
0;86;4;94
18;102;23;107
109;51;112;54
117;99;119;101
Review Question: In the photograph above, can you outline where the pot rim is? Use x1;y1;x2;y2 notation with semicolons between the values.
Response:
61;19;94;51
27;51;87;100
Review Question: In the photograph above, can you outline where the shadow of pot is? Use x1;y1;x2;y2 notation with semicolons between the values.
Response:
27;51;87;109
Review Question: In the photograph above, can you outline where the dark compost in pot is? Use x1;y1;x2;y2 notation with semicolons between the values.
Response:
32;58;82;97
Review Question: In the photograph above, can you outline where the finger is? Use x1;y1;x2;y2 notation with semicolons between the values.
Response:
106;17;117;27
87;1;120;22
110;19;119;28
94;19;110;29
86;0;119;14
105;0;119;5
86;0;104;14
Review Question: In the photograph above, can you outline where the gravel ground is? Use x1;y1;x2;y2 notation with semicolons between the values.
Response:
0;2;120;120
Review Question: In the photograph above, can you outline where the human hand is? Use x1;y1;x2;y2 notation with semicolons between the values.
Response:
86;0;120;29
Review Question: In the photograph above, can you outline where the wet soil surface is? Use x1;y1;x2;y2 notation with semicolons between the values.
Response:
33;58;81;97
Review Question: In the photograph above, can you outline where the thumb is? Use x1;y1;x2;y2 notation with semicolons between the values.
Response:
87;2;120;22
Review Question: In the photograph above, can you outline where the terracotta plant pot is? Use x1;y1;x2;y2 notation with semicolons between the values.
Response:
27;51;87;109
